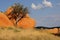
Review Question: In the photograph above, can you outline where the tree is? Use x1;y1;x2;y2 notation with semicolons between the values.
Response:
57;26;60;33
7;3;29;26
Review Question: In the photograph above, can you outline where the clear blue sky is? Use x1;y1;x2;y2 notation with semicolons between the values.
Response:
0;0;60;27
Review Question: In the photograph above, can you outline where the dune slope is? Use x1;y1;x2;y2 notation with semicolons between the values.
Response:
0;12;14;27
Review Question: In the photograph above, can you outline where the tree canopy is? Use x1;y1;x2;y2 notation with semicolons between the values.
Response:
6;3;29;26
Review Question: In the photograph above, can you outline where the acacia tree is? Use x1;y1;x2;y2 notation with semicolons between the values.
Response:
7;3;29;26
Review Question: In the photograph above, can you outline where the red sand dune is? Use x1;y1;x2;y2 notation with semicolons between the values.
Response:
5;7;36;28
17;14;36;29
5;7;13;15
0;12;14;27
47;28;58;34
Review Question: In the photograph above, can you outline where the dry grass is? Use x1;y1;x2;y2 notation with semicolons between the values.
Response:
0;27;60;40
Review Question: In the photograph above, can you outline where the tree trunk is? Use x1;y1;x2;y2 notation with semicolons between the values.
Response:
58;28;60;33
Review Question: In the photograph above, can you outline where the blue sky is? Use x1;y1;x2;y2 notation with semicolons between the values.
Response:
0;0;60;27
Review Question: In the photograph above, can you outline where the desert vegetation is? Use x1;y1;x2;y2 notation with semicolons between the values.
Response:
0;27;59;40
0;3;60;40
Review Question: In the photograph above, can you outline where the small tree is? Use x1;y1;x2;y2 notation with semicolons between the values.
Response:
7;3;29;26
57;26;60;33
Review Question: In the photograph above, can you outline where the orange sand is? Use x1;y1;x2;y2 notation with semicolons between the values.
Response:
17;14;36;29
0;12;14;27
47;28;58;34
5;7;13;15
